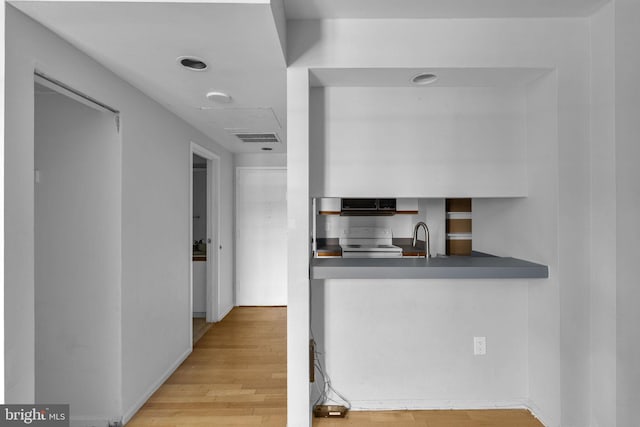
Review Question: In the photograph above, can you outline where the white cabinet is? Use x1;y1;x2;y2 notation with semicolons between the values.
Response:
397;198;418;212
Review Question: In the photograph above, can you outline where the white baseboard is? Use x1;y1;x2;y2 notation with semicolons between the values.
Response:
348;399;530;411
122;347;192;425
526;399;554;427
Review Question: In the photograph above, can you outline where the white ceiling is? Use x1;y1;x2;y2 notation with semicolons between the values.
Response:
12;1;288;154
283;0;610;19
12;0;609;154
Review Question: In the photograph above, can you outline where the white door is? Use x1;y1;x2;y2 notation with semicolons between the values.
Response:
236;168;287;306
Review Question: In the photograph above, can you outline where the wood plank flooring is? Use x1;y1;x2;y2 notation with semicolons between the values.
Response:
127;307;287;426
313;409;544;426
127;307;544;427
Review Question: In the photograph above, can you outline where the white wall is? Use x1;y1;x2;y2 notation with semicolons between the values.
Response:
589;4;617;427
288;17;590;427
287;68;312;426
312;279;528;409
474;72;561;426
34;89;122;423
310;86;527;198
5;6;235;423
615;0;640;425
234;152;286;168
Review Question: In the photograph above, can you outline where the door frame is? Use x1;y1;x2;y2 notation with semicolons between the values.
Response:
189;142;221;338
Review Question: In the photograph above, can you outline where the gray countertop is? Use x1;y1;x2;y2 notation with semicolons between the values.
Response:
311;253;549;279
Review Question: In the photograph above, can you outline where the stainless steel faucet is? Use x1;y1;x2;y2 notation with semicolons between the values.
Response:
412;221;431;258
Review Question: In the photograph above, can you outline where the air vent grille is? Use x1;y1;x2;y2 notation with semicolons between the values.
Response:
233;132;280;143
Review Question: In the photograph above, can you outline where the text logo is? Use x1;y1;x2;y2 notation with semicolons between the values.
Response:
0;405;69;427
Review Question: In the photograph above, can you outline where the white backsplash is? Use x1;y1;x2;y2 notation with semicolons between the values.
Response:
316;198;446;255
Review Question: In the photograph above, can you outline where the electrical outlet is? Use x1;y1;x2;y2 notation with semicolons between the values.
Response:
473;336;486;355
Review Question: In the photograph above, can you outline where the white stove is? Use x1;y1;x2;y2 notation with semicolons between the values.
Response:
339;227;403;258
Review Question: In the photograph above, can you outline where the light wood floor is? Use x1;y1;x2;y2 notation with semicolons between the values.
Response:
313;409;544;426
127;307;543;426
127;307;287;426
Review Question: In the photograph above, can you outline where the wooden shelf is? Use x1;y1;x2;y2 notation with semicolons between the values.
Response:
446;198;472;212
446;198;472;256
317;251;342;257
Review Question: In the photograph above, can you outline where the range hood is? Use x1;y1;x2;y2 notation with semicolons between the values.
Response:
340;198;396;216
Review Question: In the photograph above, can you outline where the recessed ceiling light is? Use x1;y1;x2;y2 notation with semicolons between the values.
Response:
206;91;232;104
177;56;208;71
411;73;438;85
261;147;273;151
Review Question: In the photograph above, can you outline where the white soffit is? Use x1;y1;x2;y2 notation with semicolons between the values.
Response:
309;68;552;88
283;0;610;19
202;107;282;130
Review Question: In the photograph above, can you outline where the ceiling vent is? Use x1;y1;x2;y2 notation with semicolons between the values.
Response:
232;132;281;144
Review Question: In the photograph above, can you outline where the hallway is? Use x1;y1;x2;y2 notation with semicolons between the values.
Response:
128;307;287;426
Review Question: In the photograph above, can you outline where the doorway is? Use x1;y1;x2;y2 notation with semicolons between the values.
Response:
190;143;220;345
34;74;121;421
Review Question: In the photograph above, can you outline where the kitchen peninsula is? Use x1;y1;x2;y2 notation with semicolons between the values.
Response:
312;197;549;280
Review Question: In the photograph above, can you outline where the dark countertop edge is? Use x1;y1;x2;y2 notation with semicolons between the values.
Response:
311;268;549;280
310;255;549;280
